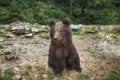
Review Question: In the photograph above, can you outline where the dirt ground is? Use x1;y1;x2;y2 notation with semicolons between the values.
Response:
73;35;120;80
0;35;120;80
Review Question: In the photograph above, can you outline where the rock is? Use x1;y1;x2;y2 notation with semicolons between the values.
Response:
25;33;33;37
14;67;20;71
12;75;22;80
4;47;18;60
11;26;25;35
0;56;4;63
70;24;79;30
24;23;31;31
0;38;4;42
6;33;15;38
10;22;31;35
42;74;48;78
114;27;120;32
31;27;39;34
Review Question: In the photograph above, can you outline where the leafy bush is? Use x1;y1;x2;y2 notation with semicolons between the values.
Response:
0;0;120;24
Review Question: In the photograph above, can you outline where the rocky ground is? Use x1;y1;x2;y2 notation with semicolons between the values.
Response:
0;22;120;80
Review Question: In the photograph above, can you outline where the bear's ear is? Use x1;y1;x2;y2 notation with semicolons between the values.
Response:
48;19;55;27
62;18;70;25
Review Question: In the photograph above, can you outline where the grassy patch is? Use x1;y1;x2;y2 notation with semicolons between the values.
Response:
33;23;41;27
104;73;120;80
0;31;7;37
72;28;82;35
37;67;91;80
25;29;32;34
0;69;15;80
105;29;120;40
89;26;96;31
76;74;90;80
21;71;29;76
39;32;49;39
86;33;102;39
37;68;54;80
106;30;120;36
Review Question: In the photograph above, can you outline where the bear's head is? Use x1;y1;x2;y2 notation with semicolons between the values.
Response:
48;19;72;44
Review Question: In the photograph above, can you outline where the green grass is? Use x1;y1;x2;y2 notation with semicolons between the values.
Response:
25;29;32;34
33;23;41;27
86;33;102;39
89;26;96;31
39;32;49;39
21;71;29;76
106;30;120;36
105;29;120;40
104;74;120;80
0;31;7;37
77;74;90;80
37;68;54;80
37;67;91;80
0;69;15;80
72;28;82;35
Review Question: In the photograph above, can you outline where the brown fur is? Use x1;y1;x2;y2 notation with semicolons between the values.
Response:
48;19;82;76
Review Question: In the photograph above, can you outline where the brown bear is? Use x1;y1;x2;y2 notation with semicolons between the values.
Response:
48;19;82;76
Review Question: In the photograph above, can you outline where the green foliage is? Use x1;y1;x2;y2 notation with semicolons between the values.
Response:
0;69;15;80
0;0;10;6
104;74;120;80
0;0;120;24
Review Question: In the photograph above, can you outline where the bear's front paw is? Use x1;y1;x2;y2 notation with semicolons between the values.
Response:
75;67;82;73
54;72;62;77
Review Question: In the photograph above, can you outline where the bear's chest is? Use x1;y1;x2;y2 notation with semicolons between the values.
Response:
55;47;69;59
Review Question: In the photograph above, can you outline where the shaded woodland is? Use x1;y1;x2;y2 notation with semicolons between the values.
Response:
0;0;120;24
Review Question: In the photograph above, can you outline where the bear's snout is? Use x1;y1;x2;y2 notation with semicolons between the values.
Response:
54;32;63;41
